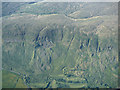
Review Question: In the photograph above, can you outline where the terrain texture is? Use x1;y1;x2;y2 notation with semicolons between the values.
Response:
2;2;118;88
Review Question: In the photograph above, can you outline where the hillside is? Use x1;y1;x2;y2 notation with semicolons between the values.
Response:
2;2;118;88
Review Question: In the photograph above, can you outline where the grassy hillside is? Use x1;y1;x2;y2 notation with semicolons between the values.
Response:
16;2;117;18
2;2;118;88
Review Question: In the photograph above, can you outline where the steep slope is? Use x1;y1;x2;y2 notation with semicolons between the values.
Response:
2;2;118;88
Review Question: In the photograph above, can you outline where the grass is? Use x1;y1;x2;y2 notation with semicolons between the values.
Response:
15;78;27;88
2;70;19;88
2;70;27;88
2;2;118;88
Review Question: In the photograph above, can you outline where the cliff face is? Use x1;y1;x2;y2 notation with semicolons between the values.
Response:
2;2;118;88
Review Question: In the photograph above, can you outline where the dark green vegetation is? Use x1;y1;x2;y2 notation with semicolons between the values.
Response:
2;2;118;88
